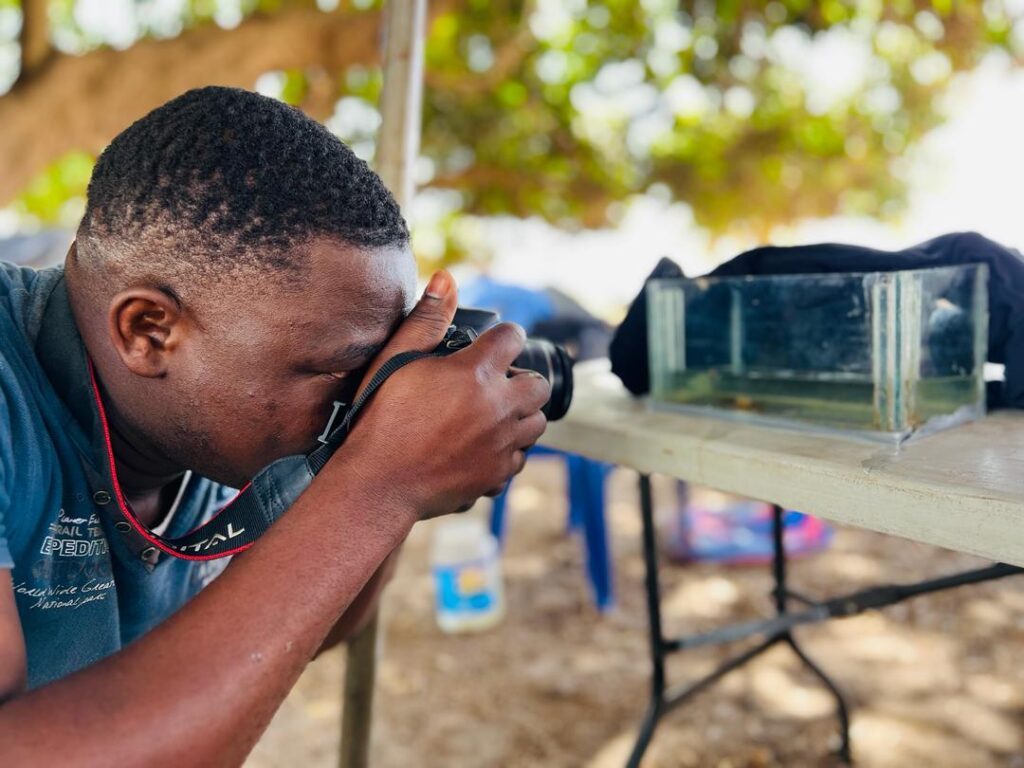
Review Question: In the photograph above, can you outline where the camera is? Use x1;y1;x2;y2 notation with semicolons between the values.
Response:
242;310;574;548
437;308;574;421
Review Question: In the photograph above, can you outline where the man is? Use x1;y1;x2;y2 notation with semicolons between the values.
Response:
0;86;550;763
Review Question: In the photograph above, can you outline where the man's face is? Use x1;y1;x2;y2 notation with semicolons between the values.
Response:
160;238;416;487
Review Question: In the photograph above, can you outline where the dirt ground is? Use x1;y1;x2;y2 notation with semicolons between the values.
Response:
246;461;1024;768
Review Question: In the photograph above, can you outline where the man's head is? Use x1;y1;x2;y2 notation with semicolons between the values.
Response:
68;86;417;488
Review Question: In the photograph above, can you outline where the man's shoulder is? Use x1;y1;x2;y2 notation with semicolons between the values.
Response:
0;263;69;430
0;260;41;293
0;262;64;343
0;262;79;525
0;264;60;409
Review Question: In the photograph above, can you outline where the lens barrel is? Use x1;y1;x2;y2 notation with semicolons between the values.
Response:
513;339;574;421
450;307;574;420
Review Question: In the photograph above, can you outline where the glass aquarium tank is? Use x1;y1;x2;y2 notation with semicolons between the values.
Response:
646;265;988;441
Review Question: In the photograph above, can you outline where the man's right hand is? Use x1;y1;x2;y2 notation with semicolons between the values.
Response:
328;270;551;520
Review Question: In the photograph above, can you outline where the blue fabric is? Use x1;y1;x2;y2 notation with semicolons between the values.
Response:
0;263;233;688
490;446;615;611
458;276;556;333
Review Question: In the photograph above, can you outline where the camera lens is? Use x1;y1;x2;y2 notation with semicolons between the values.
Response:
512;340;574;421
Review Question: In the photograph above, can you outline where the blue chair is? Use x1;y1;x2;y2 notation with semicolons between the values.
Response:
460;276;614;609
490;446;615;611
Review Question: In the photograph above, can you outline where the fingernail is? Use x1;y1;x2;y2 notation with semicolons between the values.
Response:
424;271;449;299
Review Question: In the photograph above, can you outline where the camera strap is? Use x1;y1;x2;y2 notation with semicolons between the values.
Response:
88;345;448;561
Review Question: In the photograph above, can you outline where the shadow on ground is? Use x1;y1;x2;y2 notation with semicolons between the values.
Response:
247;462;1024;768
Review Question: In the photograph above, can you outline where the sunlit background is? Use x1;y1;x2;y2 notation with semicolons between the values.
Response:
5;1;1024;318
4;4;1024;767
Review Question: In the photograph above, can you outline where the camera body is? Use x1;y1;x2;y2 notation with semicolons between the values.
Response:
435;308;574;421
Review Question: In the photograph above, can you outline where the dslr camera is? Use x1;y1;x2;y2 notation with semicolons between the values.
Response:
437;308;574;421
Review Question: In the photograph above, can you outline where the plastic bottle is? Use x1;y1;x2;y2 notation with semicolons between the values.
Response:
431;517;505;633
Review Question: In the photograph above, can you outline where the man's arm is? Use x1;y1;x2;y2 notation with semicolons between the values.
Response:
317;547;400;655
0;460;414;766
0;277;550;766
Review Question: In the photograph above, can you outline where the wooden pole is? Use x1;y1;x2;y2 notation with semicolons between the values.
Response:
338;619;379;768
339;2;426;767
375;0;427;213
19;0;52;81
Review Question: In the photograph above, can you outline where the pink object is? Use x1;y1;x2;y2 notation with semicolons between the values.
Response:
665;485;832;565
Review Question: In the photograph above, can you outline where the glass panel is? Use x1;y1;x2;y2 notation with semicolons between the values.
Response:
646;264;988;440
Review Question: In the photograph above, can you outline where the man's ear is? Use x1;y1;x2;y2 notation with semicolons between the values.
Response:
107;288;185;378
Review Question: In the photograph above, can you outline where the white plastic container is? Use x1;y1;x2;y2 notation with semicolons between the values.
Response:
430;516;505;633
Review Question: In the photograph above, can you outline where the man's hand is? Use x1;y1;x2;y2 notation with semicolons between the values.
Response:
329;270;551;520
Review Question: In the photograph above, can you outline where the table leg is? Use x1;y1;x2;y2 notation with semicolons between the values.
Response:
770;505;852;764
628;476;780;766
626;481;851;767
626;474;666;768
625;479;1019;766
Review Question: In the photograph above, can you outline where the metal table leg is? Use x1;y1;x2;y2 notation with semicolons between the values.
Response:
626;475;1019;766
628;476;781;767
770;505;852;764
626;474;666;768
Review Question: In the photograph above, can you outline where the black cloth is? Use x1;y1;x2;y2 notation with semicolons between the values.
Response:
609;257;684;397
609;232;1024;408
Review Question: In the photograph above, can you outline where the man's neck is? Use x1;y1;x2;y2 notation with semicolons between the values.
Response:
105;420;185;527
107;419;182;492
125;478;186;530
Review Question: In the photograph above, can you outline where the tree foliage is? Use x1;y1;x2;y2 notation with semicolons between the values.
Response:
1;0;1022;266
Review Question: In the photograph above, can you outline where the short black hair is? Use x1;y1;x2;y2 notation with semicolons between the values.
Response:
77;86;409;284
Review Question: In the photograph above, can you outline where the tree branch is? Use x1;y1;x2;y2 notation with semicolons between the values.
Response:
0;7;384;205
423;13;534;96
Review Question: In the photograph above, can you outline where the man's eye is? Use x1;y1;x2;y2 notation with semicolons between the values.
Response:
318;372;350;383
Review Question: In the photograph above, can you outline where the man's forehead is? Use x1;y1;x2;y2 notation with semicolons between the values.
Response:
282;238;414;345
304;238;415;302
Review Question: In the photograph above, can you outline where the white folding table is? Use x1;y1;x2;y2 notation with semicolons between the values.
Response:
538;361;1024;765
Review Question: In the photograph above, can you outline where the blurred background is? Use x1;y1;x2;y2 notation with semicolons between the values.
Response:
3;1;1024;766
